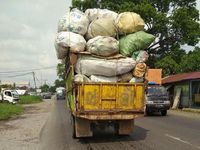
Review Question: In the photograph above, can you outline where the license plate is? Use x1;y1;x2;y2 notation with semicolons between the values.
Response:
156;104;163;107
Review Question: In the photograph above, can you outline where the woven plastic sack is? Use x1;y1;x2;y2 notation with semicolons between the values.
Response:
133;63;147;78
90;75;118;82
115;12;144;34
74;74;91;82
87;36;119;57
118;72;133;82
75;56;136;77
86;18;117;40
119;31;155;57
129;77;144;83
132;50;149;63
57;8;89;35
85;8;118;22
55;31;86;53
54;43;69;59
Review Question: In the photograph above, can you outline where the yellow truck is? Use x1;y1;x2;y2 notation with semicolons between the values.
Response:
66;66;145;138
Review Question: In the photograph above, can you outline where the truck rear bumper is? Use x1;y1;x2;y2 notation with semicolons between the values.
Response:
74;111;144;120
146;104;170;111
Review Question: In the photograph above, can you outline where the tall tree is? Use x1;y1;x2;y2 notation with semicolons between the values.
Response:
72;0;200;74
56;60;65;88
57;62;65;80
40;84;49;92
179;47;200;73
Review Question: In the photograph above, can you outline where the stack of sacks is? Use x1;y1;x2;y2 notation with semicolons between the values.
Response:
55;8;156;83
55;8;89;59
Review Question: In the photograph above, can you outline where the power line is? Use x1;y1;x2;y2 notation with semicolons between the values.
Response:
6;72;33;78
0;66;56;74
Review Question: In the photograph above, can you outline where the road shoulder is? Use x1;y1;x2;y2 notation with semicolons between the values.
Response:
0;99;53;150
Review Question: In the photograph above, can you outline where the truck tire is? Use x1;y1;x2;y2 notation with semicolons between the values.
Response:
145;109;151;116
118;120;134;135
74;118;92;138
114;123;119;135
161;110;167;116
71;116;76;139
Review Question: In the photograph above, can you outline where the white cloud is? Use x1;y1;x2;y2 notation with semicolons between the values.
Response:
0;0;71;86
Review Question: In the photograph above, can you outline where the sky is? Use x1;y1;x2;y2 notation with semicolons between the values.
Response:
0;0;71;87
0;0;199;87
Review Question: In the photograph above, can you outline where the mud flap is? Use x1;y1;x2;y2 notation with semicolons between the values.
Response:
118;119;134;135
75;117;93;138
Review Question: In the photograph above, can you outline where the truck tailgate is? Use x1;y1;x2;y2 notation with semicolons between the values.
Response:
78;83;144;112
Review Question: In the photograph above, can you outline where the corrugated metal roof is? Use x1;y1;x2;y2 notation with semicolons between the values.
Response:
162;71;200;84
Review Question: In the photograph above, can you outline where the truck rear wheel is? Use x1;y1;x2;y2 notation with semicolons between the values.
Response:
70;115;76;138
73;117;92;138
161;110;167;116
145;109;151;116
118;120;134;135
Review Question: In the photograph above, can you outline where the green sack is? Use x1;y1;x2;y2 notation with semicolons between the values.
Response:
119;31;155;57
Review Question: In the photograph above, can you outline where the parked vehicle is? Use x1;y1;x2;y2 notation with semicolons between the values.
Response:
0;89;19;104
41;92;51;99
56;87;65;100
27;91;37;96
66;66;145;138
145;85;170;116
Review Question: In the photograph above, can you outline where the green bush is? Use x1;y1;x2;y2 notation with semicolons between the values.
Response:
19;95;42;104
0;103;23;120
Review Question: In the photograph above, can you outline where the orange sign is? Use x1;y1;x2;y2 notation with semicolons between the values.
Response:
146;69;162;85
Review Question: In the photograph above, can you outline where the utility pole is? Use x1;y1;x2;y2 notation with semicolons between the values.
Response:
32;72;37;91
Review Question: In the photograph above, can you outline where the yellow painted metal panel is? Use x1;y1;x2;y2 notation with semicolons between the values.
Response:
101;85;116;109
102;85;116;99
118;85;135;109
78;83;144;111
102;100;116;109
81;85;100;110
134;85;144;109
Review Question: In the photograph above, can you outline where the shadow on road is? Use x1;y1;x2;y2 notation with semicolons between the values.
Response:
79;125;148;144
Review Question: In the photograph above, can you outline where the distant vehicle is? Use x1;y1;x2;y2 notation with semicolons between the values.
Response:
0;89;19;104
145;85;170;116
56;87;65;100
28;91;37;96
41;92;51;99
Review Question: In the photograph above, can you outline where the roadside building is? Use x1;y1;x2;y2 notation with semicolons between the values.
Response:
162;71;200;108
0;81;30;90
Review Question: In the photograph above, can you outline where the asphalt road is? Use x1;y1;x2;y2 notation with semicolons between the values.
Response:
39;99;200;150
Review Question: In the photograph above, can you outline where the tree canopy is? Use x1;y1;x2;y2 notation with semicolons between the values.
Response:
72;0;200;76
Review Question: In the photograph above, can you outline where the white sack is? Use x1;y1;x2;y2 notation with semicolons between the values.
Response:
87;36;119;57
129;77;144;83
90;75;118;82
54;43;69;59
85;8;118;22
58;8;89;35
118;72;133;82
86;18;117;40
132;50;149;63
55;31;86;53
75;56;136;76
74;74;91;82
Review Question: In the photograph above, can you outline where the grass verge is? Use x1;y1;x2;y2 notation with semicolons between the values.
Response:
0;103;23;120
19;95;42;104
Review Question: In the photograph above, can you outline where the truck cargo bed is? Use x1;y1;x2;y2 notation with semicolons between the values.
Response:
66;66;145;120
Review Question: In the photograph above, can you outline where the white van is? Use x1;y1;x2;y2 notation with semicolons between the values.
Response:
0;90;19;104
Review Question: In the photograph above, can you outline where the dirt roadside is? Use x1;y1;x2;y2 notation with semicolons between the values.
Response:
0;98;54;150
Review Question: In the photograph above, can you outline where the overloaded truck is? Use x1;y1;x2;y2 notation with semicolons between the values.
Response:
66;63;145;138
55;8;156;138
